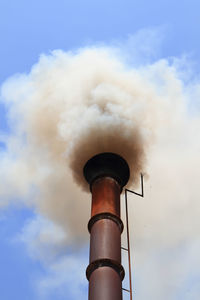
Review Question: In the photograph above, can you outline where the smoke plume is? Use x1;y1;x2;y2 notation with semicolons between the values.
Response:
0;47;159;240
0;44;200;299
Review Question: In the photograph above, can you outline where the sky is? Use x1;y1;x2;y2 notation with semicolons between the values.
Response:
0;1;200;300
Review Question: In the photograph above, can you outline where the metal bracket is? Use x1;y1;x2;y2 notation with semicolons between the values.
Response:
125;173;144;197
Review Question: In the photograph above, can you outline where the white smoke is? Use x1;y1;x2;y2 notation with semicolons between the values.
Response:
0;43;200;299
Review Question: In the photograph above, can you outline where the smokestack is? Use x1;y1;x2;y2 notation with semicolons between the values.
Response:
83;152;130;300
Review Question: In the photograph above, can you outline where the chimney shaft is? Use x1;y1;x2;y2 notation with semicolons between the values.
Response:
84;153;130;300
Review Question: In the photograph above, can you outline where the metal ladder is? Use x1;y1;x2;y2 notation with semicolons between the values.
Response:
122;174;144;300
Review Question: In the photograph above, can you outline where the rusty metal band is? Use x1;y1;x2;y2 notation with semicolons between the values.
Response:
88;212;124;233
89;176;123;193
86;258;125;281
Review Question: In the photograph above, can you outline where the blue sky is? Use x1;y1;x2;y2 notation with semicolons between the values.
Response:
0;1;200;300
1;0;200;81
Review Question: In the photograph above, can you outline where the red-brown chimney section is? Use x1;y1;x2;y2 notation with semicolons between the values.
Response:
83;153;130;300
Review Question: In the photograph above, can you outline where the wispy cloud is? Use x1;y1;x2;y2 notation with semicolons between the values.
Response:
16;215;88;299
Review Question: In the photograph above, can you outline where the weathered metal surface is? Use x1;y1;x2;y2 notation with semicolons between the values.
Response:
88;212;124;233
91;177;121;217
90;218;121;262
83;153;130;300
86;258;125;281
89;267;122;300
87;176;124;300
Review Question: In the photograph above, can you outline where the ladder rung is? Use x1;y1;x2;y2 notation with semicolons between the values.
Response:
121;246;128;251
122;288;130;293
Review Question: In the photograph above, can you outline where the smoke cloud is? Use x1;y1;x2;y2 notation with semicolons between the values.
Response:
0;47;159;240
1;43;200;299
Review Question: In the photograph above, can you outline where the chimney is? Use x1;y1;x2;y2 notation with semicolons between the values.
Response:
83;152;130;300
